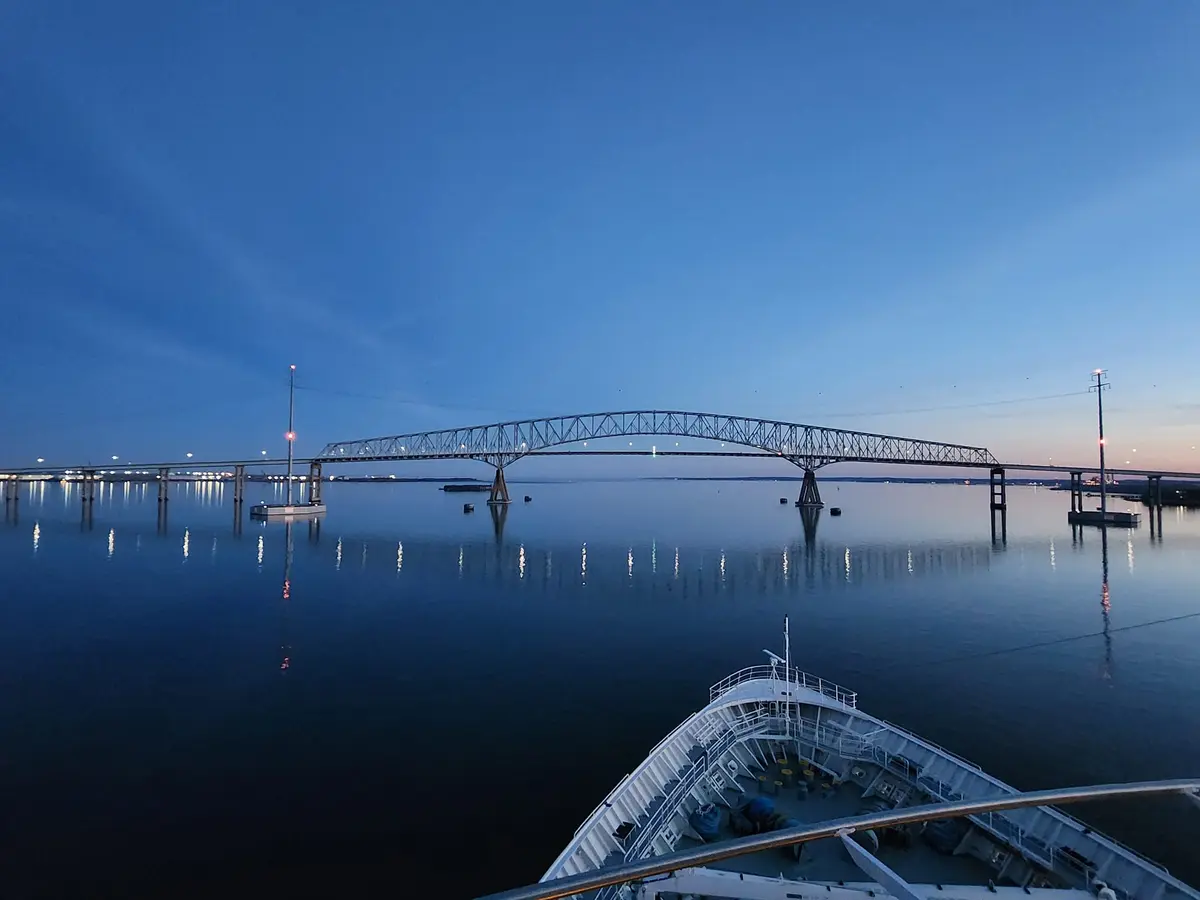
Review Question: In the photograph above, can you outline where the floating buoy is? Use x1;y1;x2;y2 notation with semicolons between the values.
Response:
463;503;474;513
830;507;842;516
780;497;788;504
524;495;532;502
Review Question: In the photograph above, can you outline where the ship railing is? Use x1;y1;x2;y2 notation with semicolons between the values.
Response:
595;712;1172;900
876;717;983;771
916;774;1164;896
618;709;861;884
795;728;1161;892
620;719;752;866
497;781;1200;900
709;665;857;709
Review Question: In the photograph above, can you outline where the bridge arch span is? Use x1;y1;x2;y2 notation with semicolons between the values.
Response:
316;410;997;479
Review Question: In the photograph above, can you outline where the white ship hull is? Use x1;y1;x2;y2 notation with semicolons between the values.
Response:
533;625;1199;900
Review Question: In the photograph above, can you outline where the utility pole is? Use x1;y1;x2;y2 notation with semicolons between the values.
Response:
1090;369;1110;518
285;364;296;506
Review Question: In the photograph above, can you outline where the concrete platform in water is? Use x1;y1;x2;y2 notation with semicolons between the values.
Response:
1068;509;1140;527
249;503;327;519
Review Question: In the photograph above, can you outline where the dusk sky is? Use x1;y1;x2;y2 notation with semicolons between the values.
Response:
2;2;1198;475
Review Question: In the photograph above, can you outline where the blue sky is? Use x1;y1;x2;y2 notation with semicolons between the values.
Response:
1;2;1198;474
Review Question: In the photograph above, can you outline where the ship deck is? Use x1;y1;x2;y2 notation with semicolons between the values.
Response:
675;759;999;887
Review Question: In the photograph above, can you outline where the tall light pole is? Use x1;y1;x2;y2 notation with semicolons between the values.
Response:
1090;369;1110;518
286;365;296;505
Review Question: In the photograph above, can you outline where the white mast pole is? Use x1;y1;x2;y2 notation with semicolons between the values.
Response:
285;364;296;506
784;615;793;746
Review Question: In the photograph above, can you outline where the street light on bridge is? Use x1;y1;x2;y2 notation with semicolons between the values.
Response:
186;452;193;459
36;457;44;463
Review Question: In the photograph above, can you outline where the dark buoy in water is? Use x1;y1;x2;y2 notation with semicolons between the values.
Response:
779;497;788;504
463;503;475;513
830;507;842;516
524;495;532;502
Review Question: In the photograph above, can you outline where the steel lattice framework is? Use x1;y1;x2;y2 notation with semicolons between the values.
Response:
316;410;998;471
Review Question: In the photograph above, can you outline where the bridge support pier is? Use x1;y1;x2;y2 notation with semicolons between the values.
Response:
1069;471;1083;513
233;465;246;506
82;470;96;505
158;468;169;504
308;462;323;504
989;467;1007;547
3;477;18;505
1146;474;1163;509
1147;474;1164;544
796;469;823;508
488;466;511;505
989;467;1007;511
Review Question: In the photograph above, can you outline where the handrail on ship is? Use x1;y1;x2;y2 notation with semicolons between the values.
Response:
477;779;1200;900
561;677;1174;889
710;665;858;708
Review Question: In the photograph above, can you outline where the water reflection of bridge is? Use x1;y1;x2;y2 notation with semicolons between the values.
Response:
321;534;1005;593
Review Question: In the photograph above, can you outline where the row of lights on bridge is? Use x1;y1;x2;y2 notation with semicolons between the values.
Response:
30;443;1199;466
33;449;276;465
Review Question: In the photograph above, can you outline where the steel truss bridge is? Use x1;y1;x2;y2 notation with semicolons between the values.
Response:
316;410;999;505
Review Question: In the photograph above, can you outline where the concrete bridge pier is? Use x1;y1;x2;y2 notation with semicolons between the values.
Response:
80;472;95;529
796;469;823;508
1069;471;1084;513
990;467;1007;546
1146;474;1163;508
1147;475;1164;543
308;462;323;504
4;477;18;522
82;470;97;505
233;465;246;507
989;467;1007;511
157;468;169;504
990;508;1007;546
488;466;511;505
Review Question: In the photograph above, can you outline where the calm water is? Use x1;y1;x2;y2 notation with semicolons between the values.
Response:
3;478;1200;898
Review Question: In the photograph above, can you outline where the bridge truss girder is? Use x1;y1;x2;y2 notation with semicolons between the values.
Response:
316;410;997;471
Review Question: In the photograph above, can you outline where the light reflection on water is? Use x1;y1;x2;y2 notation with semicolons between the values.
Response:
2;479;1200;897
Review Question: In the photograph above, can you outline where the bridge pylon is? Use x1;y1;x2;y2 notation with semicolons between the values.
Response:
796;469;823;508
308;461;323;504
488;466;511;505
